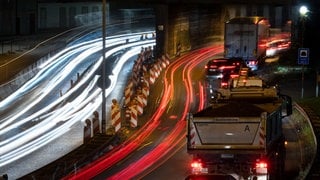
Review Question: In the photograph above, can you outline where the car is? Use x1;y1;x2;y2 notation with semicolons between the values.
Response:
205;58;228;79
205;58;246;80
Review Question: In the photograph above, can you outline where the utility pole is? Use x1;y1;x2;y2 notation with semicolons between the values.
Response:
101;0;107;133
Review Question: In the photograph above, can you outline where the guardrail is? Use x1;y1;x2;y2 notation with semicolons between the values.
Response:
292;103;318;179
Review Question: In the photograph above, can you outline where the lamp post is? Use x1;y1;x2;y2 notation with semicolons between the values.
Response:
299;5;309;98
299;6;308;46
101;0;107;133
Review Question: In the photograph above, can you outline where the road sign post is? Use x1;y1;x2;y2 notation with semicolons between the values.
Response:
298;48;309;65
298;48;309;98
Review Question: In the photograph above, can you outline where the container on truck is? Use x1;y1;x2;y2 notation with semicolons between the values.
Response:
224;16;270;71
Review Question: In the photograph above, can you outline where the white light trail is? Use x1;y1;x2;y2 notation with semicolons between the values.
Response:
0;30;155;167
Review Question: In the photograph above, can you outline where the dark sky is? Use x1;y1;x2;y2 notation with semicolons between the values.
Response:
302;0;320;66
297;1;319;42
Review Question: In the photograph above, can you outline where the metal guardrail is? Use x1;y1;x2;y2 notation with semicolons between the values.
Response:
292;103;318;179
295;103;320;179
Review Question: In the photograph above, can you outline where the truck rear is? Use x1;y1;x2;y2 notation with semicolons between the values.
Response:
187;75;292;179
224;16;270;71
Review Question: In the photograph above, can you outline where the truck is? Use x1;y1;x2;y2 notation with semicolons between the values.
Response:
186;69;292;180
224;16;270;71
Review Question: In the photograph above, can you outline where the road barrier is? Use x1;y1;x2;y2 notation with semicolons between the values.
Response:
111;99;121;132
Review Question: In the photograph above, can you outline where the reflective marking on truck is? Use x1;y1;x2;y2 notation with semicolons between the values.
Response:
259;125;265;145
195;122;260;144
213;117;239;122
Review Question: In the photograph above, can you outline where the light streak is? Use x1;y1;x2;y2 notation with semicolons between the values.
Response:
0;31;155;167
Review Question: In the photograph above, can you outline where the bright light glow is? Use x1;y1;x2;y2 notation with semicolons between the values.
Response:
191;161;203;168
299;6;309;16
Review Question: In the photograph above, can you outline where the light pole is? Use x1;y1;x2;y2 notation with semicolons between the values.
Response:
299;6;308;47
101;0;107;133
299;5;309;98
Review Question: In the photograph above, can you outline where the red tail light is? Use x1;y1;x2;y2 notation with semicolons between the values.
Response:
255;160;268;174
230;74;239;78
249;60;257;65
256;161;268;168
191;159;209;174
191;161;203;168
221;82;228;88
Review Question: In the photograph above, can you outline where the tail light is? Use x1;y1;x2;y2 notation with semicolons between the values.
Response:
221;82;228;88
248;61;257;65
255;160;268;174
230;74;239;79
191;159;208;174
256;161;268;169
191;160;203;169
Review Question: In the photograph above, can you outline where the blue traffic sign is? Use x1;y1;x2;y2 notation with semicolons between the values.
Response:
298;48;309;65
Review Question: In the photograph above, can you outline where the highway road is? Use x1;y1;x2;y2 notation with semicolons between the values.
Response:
60;45;223;179
68;44;315;179
57;43;316;179
142;53;317;180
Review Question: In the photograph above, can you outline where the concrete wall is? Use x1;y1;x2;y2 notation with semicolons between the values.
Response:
38;2;103;29
0;0;37;36
161;4;224;57
156;3;295;58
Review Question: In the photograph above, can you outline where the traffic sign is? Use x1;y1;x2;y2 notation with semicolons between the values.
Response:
298;48;309;65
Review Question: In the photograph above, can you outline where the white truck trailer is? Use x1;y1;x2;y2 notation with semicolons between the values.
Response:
224;16;270;71
187;75;292;180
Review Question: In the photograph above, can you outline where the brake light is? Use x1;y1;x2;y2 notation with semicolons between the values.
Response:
256;162;268;168
191;161;203;168
255;160;268;174
219;65;236;70
221;82;228;88
230;74;239;78
249;61;257;65
191;160;208;174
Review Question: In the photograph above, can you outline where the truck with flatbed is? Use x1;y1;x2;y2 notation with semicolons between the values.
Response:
187;69;292;179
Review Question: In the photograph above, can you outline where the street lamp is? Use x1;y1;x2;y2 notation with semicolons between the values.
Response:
299;5;309;98
299;6;309;17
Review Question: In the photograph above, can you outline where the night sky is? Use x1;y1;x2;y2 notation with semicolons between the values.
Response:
303;0;320;67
